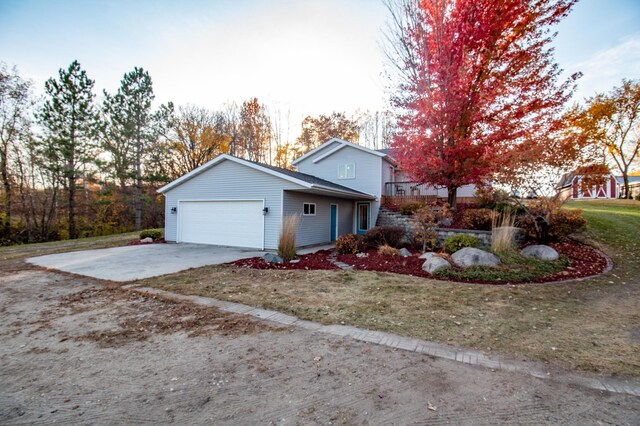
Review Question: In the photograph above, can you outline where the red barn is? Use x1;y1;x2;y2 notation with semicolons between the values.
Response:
558;174;620;200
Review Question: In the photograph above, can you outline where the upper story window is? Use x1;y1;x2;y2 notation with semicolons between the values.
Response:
338;163;355;179
303;202;316;216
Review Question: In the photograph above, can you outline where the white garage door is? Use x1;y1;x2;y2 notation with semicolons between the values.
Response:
178;200;264;249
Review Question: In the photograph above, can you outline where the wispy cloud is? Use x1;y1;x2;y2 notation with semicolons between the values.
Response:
569;34;640;102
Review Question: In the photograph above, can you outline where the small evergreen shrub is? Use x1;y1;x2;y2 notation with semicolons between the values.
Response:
399;202;423;215
336;233;364;254
462;208;493;230
140;229;163;240
377;244;401;256
364;226;405;248
443;234;479;253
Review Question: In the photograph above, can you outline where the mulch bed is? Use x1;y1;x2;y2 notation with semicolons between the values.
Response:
228;243;608;284
127;238;167;246
229;249;339;271
529;242;609;283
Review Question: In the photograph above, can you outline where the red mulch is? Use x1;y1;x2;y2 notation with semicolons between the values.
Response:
228;249;339;271
338;249;430;278
127;238;167;246
530;242;609;283
228;243;608;284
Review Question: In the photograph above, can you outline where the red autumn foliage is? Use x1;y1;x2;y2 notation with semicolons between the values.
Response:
386;0;580;206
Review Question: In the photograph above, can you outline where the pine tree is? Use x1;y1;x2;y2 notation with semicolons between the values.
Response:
102;67;155;231
40;60;99;239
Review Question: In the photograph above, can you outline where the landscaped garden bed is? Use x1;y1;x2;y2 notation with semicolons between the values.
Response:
229;242;608;284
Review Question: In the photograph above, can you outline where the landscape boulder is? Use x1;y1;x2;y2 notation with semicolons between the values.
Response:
419;252;436;260
451;247;500;268
140;237;153;244
422;256;451;274
520;245;559;261
398;248;412;257
263;252;283;264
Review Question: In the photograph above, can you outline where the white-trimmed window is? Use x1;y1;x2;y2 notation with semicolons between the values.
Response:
303;202;316;216
338;163;355;179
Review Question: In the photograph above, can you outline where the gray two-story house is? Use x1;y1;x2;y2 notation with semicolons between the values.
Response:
158;138;475;250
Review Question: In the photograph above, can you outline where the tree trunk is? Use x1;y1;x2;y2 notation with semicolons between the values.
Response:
0;146;11;238
623;174;630;199
447;186;458;209
68;176;76;240
134;140;142;232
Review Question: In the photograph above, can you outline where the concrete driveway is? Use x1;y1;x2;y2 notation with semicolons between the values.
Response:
27;243;265;282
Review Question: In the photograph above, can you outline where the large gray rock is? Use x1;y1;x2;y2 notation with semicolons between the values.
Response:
140;237;153;243
398;248;412;257
263;252;284;264
419;252;437;260
422;256;451;274
521;245;559;261
451;247;500;268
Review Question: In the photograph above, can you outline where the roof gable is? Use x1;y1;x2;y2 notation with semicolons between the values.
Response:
291;138;391;165
157;154;373;199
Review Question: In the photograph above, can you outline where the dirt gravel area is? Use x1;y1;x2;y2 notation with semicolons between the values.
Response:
1;269;639;425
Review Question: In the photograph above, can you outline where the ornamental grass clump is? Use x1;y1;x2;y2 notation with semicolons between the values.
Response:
491;210;517;254
377;244;401;256
278;214;299;261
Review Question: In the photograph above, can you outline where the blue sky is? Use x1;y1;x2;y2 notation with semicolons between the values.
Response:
1;0;639;132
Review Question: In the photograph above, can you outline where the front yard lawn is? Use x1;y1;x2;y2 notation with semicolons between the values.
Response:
138;199;640;377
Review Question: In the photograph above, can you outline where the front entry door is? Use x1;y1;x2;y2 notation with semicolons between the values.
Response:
356;202;370;235
330;204;338;242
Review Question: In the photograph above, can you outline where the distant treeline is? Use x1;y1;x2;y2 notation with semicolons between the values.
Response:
0;60;395;244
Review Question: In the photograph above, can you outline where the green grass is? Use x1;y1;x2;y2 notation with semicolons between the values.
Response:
434;251;568;283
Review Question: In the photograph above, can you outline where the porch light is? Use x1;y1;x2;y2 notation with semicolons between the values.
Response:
170;207;177;214
262;207;269;215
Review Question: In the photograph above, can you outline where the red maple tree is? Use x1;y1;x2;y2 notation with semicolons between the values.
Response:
386;0;580;208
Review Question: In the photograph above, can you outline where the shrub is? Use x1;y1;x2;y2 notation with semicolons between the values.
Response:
412;204;452;252
377;244;400;256
462;208;493;230
400;202;423;215
140;229;163;240
410;229;438;251
635;194;640;201
548;209;586;241
278;214;299;261
518;208;586;242
474;186;511;209
336;233;364;254
364;226;405;248
443;234;479;253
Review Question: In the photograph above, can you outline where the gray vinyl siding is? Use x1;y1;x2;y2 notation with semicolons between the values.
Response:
283;191;353;247
381;159;394;196
296;145;382;229
163;159;302;249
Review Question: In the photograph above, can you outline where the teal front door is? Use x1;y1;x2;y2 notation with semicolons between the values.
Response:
330;204;337;242
356;202;370;235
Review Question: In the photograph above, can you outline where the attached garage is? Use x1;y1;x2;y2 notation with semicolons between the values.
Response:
158;155;374;250
178;200;264;249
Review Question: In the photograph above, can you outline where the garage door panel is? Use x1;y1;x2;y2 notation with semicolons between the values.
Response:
179;200;263;248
